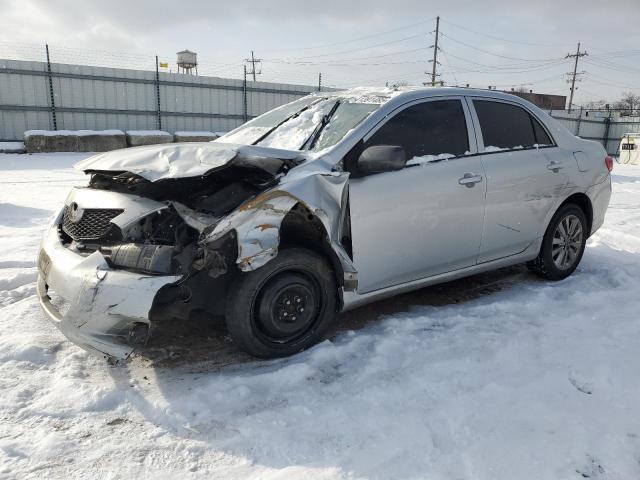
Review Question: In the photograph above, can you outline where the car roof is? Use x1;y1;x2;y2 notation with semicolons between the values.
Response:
319;86;531;106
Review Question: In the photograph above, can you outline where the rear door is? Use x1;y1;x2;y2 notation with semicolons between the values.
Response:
348;98;486;293
469;98;571;263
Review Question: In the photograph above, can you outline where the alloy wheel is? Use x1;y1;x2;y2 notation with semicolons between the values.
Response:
551;214;583;270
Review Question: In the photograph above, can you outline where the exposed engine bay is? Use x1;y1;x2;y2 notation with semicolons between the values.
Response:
76;162;280;275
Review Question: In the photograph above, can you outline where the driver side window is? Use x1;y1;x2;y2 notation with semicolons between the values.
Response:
364;99;469;160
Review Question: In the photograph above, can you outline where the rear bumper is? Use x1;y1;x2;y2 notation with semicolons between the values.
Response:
587;175;612;236
37;217;180;359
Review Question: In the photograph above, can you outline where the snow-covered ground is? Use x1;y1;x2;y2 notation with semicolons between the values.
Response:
1;153;639;480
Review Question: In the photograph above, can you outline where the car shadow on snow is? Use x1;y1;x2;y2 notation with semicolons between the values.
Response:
134;264;531;370
103;243;637;477
104;263;540;476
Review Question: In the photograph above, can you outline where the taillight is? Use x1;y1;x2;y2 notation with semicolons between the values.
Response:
605;155;614;172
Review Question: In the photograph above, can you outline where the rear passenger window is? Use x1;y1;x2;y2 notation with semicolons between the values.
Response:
531;117;552;145
474;100;552;150
364;100;469;159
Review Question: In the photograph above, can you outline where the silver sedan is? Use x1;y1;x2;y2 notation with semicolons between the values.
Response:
37;87;612;360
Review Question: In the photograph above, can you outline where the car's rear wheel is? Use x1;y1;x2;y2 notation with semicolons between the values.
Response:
528;203;588;280
225;248;337;358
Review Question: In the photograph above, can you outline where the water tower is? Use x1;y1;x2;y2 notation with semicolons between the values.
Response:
177;49;198;75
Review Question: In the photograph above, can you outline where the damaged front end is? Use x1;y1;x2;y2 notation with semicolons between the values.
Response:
37;142;356;360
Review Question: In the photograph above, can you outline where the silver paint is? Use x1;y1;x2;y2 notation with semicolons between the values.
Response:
38;87;612;359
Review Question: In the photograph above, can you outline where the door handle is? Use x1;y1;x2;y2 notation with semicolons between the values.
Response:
458;173;483;187
547;161;564;171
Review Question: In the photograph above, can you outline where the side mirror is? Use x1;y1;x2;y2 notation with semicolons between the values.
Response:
357;145;407;174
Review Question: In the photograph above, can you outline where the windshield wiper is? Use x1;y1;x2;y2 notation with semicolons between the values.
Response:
304;100;341;151
251;98;326;146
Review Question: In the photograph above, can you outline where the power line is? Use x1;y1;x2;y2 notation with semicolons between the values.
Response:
584;72;640;91
439;32;557;62
262;17;435;53
439;18;573;48
263;46;428;65
266;33;426;61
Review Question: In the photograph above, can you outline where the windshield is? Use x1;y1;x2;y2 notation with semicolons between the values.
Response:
218;96;379;151
311;103;379;151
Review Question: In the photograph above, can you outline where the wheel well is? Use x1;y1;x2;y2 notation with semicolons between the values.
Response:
559;193;593;235
279;203;344;287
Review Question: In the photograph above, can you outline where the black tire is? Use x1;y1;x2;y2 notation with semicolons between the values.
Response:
225;248;338;358
528;203;588;281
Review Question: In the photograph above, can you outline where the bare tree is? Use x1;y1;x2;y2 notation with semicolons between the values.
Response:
584;99;608;110
613;92;640;116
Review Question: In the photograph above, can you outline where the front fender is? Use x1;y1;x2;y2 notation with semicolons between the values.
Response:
202;171;357;288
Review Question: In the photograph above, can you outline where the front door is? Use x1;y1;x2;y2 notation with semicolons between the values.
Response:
348;98;487;294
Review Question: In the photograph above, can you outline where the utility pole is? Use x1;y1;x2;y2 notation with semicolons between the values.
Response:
45;44;57;130
318;72;322;92
243;65;248;122
155;55;162;130
429;16;440;87
244;50;262;82
565;42;587;112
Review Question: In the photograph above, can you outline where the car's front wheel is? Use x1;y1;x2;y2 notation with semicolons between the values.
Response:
528;203;588;280
225;248;338;358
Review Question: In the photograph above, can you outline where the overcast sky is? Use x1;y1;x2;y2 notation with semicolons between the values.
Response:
1;0;639;105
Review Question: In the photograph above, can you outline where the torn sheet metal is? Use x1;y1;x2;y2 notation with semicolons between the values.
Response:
202;168;357;283
170;201;219;233
74;142;302;181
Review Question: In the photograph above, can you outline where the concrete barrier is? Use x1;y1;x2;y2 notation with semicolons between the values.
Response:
24;130;126;153
77;132;126;152
126;130;174;147
0;142;26;154
173;131;220;143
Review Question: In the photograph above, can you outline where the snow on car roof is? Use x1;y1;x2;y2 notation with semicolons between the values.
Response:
313;85;424;104
314;85;531;106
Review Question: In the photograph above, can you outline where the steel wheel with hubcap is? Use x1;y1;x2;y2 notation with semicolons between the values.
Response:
528;203;588;280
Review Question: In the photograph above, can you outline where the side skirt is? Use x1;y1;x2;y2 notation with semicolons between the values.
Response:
340;242;540;312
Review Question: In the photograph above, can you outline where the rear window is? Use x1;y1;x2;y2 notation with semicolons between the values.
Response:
474;100;552;150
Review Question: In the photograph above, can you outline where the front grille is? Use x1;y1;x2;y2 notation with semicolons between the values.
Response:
62;206;123;241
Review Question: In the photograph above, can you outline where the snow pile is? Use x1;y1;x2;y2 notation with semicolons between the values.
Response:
0;142;25;154
406;153;455;166
174;131;218;137
126;130;173;137
125;131;174;147
174;131;221;143
482;145;509;153
327;86;418;104
1;153;640;479
24;129;124;137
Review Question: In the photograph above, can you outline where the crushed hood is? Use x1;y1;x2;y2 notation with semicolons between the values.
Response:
74;142;303;182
